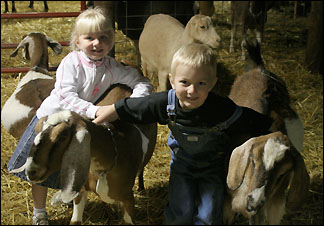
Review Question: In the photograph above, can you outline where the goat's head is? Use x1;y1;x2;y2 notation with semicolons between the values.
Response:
11;110;93;203
186;14;221;49
227;131;309;217
10;32;62;74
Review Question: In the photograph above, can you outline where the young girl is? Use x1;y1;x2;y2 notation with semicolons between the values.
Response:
7;7;153;225
93;43;273;224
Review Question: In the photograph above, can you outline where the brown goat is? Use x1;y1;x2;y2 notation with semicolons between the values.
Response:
11;84;157;224
223;131;310;225
224;39;309;224
10;32;62;74
2;32;61;139
229;1;271;60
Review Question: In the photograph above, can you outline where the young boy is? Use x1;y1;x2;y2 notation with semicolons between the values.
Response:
93;43;272;224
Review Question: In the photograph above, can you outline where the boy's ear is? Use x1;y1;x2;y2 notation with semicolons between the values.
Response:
169;73;175;89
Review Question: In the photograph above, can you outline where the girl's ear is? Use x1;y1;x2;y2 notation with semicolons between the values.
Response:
169;73;176;89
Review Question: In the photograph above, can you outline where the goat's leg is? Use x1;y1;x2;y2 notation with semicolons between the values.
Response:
255;29;262;45
137;170;145;191
43;1;48;12
241;31;247;61
121;195;135;225
229;24;236;53
28;1;33;9
4;1;9;13
11;1;16;12
70;191;88;225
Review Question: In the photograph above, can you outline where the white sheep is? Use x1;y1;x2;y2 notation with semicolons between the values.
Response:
139;13;221;91
223;131;310;225
10;84;157;225
1;32;61;139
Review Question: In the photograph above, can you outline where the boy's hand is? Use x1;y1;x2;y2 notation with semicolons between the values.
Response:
93;105;119;124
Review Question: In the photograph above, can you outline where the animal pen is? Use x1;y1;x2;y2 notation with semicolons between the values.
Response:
1;1;322;225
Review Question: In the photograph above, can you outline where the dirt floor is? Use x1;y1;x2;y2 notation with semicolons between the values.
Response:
1;1;323;225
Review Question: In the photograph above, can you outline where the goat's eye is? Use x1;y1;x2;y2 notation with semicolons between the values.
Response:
200;25;206;29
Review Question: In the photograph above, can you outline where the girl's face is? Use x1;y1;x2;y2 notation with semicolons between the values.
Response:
76;31;111;61
169;64;217;110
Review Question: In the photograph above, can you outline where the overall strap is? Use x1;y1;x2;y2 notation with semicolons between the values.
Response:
209;105;243;132
167;89;176;123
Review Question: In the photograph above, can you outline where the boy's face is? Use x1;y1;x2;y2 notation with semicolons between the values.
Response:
169;64;217;110
76;31;111;61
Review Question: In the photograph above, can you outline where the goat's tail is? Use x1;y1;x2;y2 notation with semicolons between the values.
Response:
244;38;264;70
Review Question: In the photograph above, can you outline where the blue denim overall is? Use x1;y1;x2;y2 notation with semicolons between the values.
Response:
164;89;242;225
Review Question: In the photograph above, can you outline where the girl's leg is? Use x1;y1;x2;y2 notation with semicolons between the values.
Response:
32;184;48;209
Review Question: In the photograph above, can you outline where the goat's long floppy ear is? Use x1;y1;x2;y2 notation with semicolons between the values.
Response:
60;128;91;203
227;137;253;190
10;36;30;59
286;149;310;210
46;36;62;55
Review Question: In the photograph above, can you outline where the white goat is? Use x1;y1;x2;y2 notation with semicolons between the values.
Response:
223;131;310;225
10;84;157;225
139;13;221;91
1;32;61;139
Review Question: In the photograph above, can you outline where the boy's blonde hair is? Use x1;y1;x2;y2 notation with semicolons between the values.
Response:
170;43;217;80
70;7;115;51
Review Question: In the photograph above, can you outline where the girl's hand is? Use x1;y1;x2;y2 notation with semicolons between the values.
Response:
93;105;119;124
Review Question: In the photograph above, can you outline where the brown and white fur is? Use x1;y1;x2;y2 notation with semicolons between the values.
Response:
10;84;157;224
223;131;310;225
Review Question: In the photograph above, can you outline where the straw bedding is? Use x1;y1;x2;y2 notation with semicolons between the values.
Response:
1;1;322;225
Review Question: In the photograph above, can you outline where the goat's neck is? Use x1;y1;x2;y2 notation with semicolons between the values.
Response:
180;28;195;45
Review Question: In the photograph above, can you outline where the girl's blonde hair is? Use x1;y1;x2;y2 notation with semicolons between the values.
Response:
170;43;217;80
70;7;115;51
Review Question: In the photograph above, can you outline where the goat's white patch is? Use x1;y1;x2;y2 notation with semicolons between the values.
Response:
284;116;304;153
1;71;53;132
71;191;88;224
121;204;133;225
51;191;63;206
18;71;52;88
133;124;149;164
263;138;289;171
248;185;266;211
61;184;79;203
1;95;32;131
9;157;33;174
75;128;87;144
96;172;116;204
43;110;71;131
34;132;42;146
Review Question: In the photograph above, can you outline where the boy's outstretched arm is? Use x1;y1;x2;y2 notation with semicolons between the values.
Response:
93;104;119;124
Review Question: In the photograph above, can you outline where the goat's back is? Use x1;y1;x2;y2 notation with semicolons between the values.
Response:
139;14;184;71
